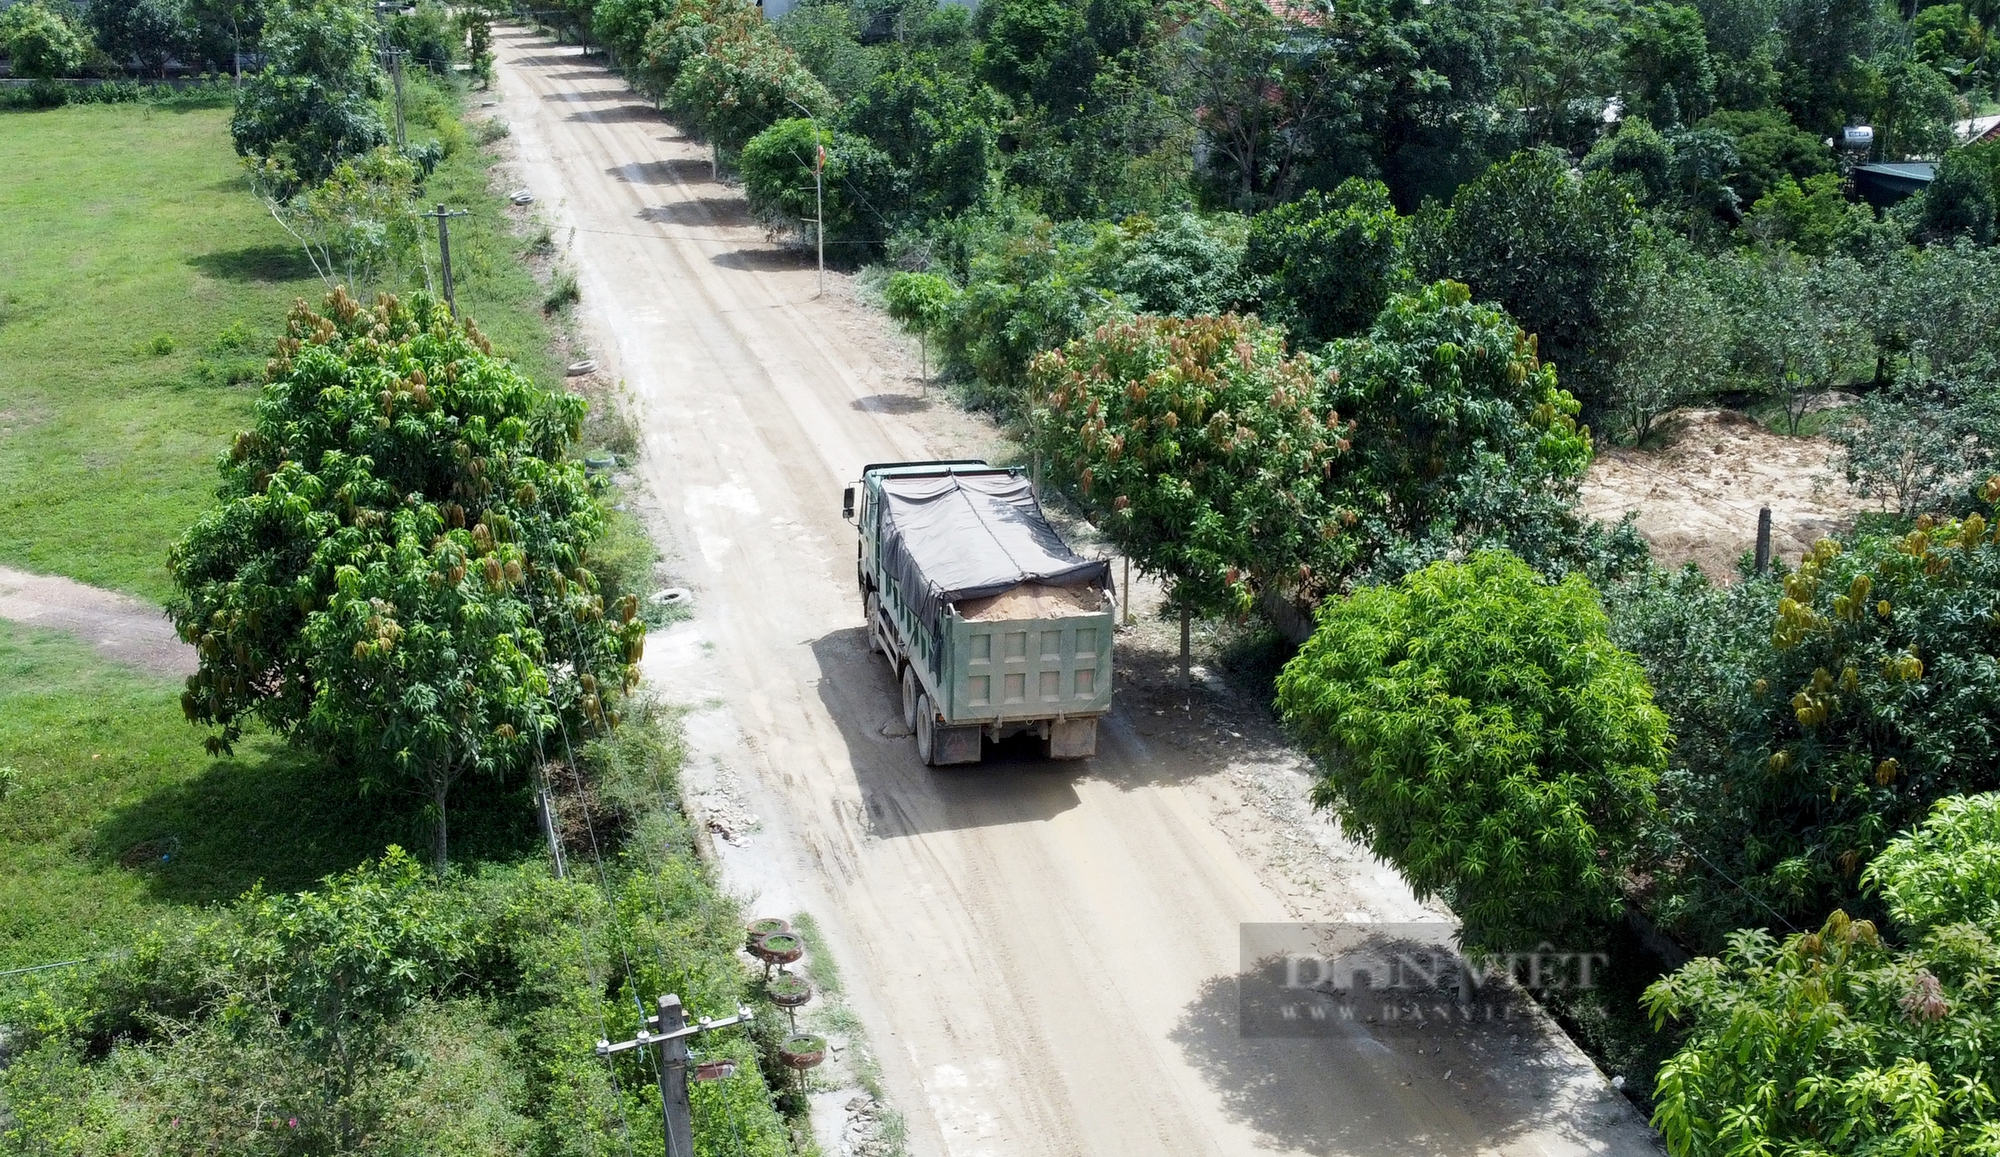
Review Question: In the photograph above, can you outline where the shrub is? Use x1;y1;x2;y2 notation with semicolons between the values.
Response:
0;847;789;1155
1277;552;1667;951
1646;905;2000;1156
1865;792;2000;932
741;116;888;248
0;1;87;81
230;0;388;192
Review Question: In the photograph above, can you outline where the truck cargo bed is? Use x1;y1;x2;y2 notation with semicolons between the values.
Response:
847;462;1117;766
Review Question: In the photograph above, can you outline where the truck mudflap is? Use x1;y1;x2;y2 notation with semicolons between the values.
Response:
929;723;983;766
1046;717;1098;760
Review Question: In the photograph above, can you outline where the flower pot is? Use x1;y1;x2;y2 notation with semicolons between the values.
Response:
779;1035;826;1069
751;932;803;966
745;917;789;951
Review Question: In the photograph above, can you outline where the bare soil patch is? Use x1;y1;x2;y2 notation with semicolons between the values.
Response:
1582;408;1883;581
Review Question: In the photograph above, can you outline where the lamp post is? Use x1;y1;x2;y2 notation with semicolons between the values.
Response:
786;97;824;297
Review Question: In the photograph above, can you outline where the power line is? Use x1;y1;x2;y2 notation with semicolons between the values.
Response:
0;953;124;980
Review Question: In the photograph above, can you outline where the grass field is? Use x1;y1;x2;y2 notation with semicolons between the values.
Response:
0;90;570;973
0;104;320;602
0;620;538;971
0;94;566;603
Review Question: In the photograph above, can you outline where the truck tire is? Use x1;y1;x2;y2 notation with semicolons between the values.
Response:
901;666;919;732
915;693;936;765
864;592;883;656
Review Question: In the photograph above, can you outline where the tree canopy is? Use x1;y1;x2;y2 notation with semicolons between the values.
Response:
169;290;640;870
230;0;388;190
1277;551;1668;951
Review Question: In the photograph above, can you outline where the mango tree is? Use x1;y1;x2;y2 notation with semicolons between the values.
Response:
1276;551;1667;950
1027;313;1354;682
169;290;642;871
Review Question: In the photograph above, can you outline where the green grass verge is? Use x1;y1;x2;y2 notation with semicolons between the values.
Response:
0;619;538;972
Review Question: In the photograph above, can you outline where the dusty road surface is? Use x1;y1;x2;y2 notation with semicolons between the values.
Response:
0;566;193;677
492;29;1659;1157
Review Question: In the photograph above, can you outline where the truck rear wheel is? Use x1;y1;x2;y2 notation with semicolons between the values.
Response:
900;666;919;732
915;693;936;765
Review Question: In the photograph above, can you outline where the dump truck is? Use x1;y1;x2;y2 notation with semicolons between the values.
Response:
843;460;1115;766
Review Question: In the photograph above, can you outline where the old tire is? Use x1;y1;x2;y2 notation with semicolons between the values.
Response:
901;665;919;731
915;693;937;765
865;592;883;656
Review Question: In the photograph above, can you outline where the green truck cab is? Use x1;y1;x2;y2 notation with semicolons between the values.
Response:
842;461;1115;765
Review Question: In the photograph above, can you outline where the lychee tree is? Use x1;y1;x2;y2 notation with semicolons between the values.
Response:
1649;503;2000;945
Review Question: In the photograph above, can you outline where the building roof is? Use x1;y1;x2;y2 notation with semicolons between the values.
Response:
1955;115;2000;145
1851;162;1938;207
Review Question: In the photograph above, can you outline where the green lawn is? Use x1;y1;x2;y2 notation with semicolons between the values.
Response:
0;92;566;974
0;96;565;603
0;620;539;970
0;105;320;602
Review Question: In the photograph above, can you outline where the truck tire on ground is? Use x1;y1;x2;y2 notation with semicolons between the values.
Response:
915;693;936;765
901;665;919;732
865;592;883;656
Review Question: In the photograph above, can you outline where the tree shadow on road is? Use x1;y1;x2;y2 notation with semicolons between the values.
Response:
641;198;750;228
1170;939;1649;1156
851;393;931;415
566;103;669;125
611;158;711;185
711;247;808;272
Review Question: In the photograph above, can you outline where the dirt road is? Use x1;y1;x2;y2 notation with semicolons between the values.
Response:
492;30;1658;1156
0;566;193;677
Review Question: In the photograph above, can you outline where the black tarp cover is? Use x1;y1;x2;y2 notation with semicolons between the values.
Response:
878;470;1110;640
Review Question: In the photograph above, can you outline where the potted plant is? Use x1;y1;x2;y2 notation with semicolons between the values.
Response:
751;932;803;968
745;917;789;951
779;1034;826;1069
766;972;812;1008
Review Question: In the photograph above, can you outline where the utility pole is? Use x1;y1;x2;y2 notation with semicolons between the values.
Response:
423;204;470;317
786;97;824;297
372;3;408;151
1755;507;1773;576
386;47;408;150
597;995;754;1157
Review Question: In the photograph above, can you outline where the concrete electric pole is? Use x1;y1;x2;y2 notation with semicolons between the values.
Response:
423;203;470;317
596;995;754;1157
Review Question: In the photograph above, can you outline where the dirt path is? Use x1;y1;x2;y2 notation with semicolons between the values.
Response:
491;31;1658;1156
0;566;193;677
